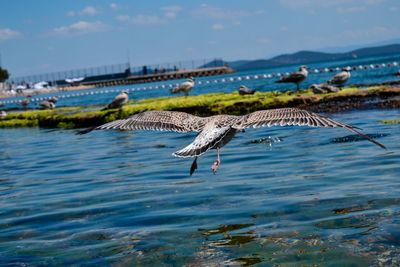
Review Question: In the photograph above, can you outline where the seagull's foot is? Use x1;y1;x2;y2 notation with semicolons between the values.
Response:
211;159;220;174
190;157;198;176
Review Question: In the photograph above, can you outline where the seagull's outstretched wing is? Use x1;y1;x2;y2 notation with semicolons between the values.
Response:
234;108;386;149
173;126;233;157
95;110;209;133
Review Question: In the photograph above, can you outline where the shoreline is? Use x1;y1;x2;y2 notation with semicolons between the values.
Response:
0;84;96;99
0;85;399;129
0;66;234;99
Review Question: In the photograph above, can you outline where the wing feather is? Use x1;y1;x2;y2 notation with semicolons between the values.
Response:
234;108;386;149
96;110;208;133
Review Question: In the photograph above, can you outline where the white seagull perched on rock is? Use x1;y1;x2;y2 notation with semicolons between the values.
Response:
238;85;256;95
171;77;195;96
276;66;308;90
39;99;56;109
310;83;339;94
87;108;386;175
103;91;129;110
0;110;7;119
327;67;351;87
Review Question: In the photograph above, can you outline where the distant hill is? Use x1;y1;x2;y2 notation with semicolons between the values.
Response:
199;59;252;70
224;44;400;71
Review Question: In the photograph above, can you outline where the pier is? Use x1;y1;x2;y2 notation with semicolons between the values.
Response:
87;66;234;88
7;58;234;90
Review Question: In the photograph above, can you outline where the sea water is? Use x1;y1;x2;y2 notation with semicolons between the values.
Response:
0;108;399;265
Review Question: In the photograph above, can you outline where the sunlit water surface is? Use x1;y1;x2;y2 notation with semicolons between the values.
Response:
0;109;399;266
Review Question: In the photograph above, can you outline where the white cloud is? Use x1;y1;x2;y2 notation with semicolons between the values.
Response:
336;6;366;13
366;0;385;4
116;15;130;22
67;11;76;17
257;38;271;45
0;27;21;41
81;6;98;16
340;26;400;41
52;21;109;36
132;15;166;25
193;4;250;19
66;6;99;17
304;25;400;47
212;24;224;30
280;0;385;9
117;6;182;26
161;5;182;19
117;15;166;25
279;0;329;9
280;26;289;32
110;3;118;10
254;10;265;15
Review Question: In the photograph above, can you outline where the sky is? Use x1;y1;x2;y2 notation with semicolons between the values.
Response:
0;0;399;77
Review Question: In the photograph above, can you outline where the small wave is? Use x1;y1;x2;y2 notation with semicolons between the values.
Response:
245;136;284;146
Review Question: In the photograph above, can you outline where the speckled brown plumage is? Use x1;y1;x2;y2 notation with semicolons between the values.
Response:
95;108;385;159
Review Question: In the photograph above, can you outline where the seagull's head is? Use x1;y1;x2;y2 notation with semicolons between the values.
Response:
342;66;351;72
188;76;195;81
299;65;308;70
121;90;129;95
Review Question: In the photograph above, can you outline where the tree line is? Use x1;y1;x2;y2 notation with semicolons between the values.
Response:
0;67;9;82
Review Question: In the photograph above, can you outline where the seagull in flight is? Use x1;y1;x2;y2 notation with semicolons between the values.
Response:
276;66;309;90
87;108;386;175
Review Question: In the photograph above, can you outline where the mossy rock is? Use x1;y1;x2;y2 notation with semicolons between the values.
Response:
381;119;400;124
0;86;399;128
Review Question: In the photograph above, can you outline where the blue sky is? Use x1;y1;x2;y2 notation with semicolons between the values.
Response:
0;0;399;77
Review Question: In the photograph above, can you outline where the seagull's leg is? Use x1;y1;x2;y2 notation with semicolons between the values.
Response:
296;83;300;90
190;156;198;176
211;148;221;174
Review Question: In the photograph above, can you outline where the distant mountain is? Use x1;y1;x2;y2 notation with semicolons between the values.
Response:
225;44;400;71
199;59;252;70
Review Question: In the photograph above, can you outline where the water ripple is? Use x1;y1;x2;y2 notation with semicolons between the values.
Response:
0;109;399;265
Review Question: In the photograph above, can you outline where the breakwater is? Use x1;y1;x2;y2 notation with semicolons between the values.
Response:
89;66;235;88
